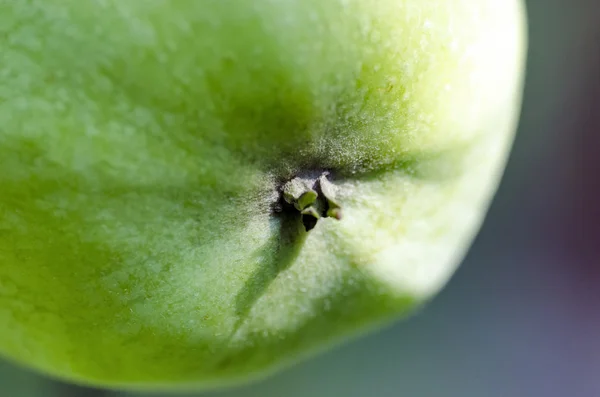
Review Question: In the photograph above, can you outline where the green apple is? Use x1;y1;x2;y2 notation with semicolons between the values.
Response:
0;0;526;391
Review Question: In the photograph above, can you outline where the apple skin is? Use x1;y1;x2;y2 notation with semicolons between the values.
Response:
0;0;526;391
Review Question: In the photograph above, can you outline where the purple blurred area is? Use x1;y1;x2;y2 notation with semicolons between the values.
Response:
1;1;597;396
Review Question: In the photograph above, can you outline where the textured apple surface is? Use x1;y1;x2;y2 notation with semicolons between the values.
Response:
0;0;526;390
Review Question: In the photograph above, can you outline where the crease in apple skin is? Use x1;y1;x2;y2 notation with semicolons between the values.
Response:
0;0;527;391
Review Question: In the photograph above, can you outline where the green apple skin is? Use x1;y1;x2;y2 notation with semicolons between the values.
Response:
0;0;526;391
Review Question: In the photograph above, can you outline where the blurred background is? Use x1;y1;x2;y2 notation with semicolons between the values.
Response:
2;0;596;396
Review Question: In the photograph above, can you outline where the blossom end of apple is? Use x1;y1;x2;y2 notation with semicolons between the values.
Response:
280;171;343;231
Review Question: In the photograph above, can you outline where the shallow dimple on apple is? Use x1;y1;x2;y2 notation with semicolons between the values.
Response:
0;0;526;391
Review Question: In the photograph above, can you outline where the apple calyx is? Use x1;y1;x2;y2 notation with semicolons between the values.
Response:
281;171;342;231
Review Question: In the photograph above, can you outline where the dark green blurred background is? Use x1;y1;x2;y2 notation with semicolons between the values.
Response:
2;0;597;396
